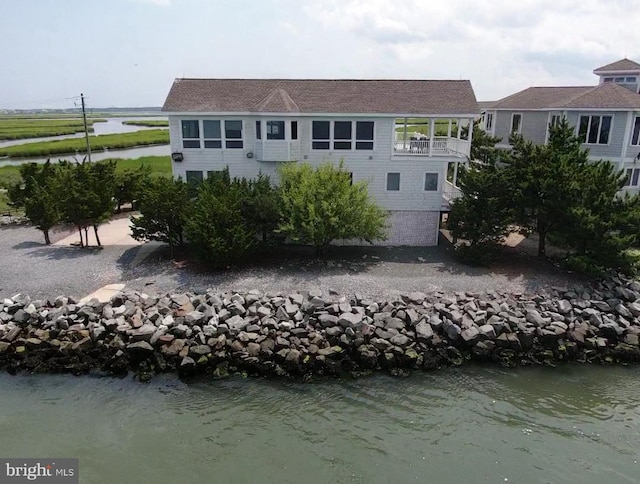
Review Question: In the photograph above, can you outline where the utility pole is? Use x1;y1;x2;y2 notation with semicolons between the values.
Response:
81;93;92;162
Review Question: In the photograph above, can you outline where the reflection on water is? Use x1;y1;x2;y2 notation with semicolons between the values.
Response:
0;366;638;484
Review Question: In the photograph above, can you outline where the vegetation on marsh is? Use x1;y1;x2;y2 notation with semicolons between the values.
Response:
0;129;169;158
122;120;168;127
0;118;106;140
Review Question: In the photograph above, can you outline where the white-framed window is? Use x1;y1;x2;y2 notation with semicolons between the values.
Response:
266;121;285;140
550;114;562;128
485;112;493;130
186;170;204;185
624;168;640;187
181;119;242;149
510;113;522;134
631;116;640;146
311;120;375;150
203;120;221;148
386;172;400;191
224;120;243;148
291;121;298;140
578;115;612;145
181;120;200;148
424;173;438;191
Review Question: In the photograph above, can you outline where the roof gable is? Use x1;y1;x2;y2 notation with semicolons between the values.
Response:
162;79;480;115
594;58;640;73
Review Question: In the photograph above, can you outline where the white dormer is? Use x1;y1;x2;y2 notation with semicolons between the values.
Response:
594;58;640;93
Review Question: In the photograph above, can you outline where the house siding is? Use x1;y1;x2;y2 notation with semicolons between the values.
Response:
564;111;627;158
169;115;457;246
521;111;550;145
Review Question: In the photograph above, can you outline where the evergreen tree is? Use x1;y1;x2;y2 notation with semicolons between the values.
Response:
130;176;191;258
184;170;261;266
114;165;151;212
8;161;61;245
447;161;512;264
504;118;590;256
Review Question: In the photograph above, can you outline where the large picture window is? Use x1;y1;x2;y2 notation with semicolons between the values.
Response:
311;120;374;150
578;115;612;145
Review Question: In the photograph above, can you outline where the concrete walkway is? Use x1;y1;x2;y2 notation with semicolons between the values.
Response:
52;215;161;303
53;217;141;247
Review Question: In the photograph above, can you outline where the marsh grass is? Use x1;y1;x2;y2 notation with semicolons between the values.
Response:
122;120;168;127
0;118;106;140
0;129;169;158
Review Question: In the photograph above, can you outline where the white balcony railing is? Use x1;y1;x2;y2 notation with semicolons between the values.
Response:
393;136;469;158
442;180;462;208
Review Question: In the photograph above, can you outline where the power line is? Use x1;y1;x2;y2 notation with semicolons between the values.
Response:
0;95;83;109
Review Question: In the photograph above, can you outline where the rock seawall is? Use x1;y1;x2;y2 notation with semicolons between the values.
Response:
2;276;640;381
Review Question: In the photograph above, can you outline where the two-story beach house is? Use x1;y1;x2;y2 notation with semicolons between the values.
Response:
162;79;479;246
482;58;640;195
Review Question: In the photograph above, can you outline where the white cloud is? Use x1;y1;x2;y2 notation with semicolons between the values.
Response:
300;0;640;100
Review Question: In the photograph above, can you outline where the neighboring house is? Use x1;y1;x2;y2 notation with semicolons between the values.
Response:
162;79;479;246
481;58;640;196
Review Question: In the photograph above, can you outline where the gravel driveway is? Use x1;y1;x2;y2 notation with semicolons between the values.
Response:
0;224;589;301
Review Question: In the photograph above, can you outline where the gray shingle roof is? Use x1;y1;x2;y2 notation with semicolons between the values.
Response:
490;83;640;110
162;79;479;115
594;58;640;73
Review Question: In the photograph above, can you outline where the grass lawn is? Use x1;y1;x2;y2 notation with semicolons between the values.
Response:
0;155;171;190
0;118;106;140
0;191;23;217
122;120;168;127
0;129;169;158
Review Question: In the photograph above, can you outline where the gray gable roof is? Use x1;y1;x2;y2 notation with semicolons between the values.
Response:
490;83;640;110
162;79;480;115
594;58;640;73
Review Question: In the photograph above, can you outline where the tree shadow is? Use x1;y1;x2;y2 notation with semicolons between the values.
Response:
26;245;105;260
12;241;44;249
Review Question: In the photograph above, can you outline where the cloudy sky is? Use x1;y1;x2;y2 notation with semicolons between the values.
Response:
2;0;639;109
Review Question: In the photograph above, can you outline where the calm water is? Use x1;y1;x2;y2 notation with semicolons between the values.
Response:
0;144;170;167
0;117;167;148
0;366;638;484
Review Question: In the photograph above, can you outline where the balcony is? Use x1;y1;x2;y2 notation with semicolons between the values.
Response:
393;136;470;158
255;140;301;162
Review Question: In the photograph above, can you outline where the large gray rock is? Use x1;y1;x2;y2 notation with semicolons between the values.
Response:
461;326;480;344
556;300;572;314
318;314;339;328
384;317;405;331
390;334;411;347
225;315;247;331
339;312;362;329
414;320;433;342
